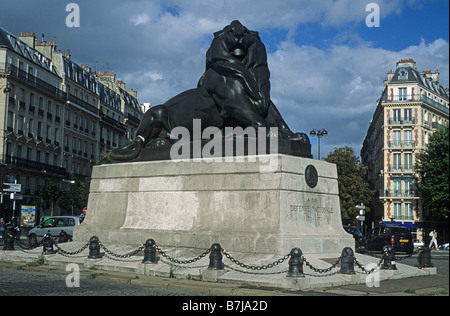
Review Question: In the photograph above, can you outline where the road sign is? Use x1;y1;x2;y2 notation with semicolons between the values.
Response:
356;216;365;221
3;183;21;192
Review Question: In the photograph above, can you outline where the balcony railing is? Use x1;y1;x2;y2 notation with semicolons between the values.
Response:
389;117;416;125
0;63;66;100
383;94;449;115
389;140;415;148
3;156;69;178
378;189;420;198
389;164;415;172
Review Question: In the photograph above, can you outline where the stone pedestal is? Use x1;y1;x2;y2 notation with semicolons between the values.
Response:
73;154;353;255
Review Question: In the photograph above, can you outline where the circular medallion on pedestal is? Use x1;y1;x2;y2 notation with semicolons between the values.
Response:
305;165;318;188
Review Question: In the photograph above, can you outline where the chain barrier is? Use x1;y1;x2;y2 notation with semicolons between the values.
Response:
221;249;290;275
155;244;210;265
4;236;431;279
54;242;90;258
98;241;144;262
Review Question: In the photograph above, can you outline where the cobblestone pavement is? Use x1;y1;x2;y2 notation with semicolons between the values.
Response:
0;266;212;296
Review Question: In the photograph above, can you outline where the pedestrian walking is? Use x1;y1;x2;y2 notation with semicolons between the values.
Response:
429;229;439;250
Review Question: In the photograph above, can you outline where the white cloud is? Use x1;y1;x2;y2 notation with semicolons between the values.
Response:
130;13;150;26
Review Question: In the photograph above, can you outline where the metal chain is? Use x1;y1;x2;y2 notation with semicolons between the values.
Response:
159;257;208;270
353;255;384;274
54;242;90;256
224;264;289;275
222;249;290;271
302;256;341;274
15;239;35;251
155;245;210;265
99;241;144;259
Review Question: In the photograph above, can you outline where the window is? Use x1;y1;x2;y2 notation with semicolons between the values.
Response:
29;118;34;135
405;153;413;171
394;203;401;219
405;203;413;220
404;108;412;123
46;125;51;141
393;130;401;147
398;69;408;80
29;93;35;106
37;122;42;138
399;88;407;101
39;97;44;111
404;130;412;147
393;179;401;197
393;153;401;171
393;109;401;122
55;128;59;143
405;179;413;196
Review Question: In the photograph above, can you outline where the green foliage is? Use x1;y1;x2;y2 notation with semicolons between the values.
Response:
38;177;91;215
324;146;374;223
416;124;449;219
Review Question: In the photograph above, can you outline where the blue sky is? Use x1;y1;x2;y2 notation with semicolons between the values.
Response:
1;0;449;158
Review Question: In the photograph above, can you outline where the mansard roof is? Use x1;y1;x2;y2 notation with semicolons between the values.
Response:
390;64;449;100
0;27;59;76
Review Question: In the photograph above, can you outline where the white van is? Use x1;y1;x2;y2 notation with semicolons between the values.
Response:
27;216;82;247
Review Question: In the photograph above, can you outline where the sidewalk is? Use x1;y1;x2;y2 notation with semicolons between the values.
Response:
1;240;446;296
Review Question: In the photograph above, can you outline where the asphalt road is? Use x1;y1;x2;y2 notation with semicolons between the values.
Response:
0;266;213;296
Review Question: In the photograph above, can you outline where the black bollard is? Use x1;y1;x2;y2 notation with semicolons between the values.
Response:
88;236;102;259
417;246;433;268
286;248;305;277
381;245;397;270
42;234;55;255
58;230;71;243
2;225;15;251
339;247;356;274
208;243;224;270
142;239;157;264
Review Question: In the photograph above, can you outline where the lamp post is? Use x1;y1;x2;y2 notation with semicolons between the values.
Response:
309;128;328;160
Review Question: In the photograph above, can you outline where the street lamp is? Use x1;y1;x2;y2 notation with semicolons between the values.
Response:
309;128;328;160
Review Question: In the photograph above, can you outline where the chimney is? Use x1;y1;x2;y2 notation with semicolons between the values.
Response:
35;41;57;59
19;32;36;48
116;80;126;90
127;89;138;98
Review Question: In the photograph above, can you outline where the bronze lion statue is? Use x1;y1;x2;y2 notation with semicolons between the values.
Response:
111;20;310;161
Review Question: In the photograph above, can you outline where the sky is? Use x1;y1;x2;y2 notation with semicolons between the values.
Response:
1;0;449;158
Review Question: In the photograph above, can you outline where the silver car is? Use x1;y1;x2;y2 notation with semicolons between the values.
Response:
28;216;82;247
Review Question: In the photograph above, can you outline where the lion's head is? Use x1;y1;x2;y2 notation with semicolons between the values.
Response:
206;21;268;68
202;20;271;105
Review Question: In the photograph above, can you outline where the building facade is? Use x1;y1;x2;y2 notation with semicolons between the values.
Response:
1;28;144;220
361;59;449;240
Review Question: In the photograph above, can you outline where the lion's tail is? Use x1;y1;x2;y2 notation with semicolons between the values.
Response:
109;137;144;162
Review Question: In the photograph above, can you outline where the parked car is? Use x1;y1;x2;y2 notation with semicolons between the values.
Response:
27;216;82;247
343;225;367;253
366;225;414;254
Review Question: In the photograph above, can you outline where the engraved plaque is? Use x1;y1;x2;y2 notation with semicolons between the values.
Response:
305;165;318;188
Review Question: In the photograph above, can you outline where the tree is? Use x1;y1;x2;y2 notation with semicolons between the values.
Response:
416;124;449;220
38;180;64;216
38;177;91;216
324;146;374;223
